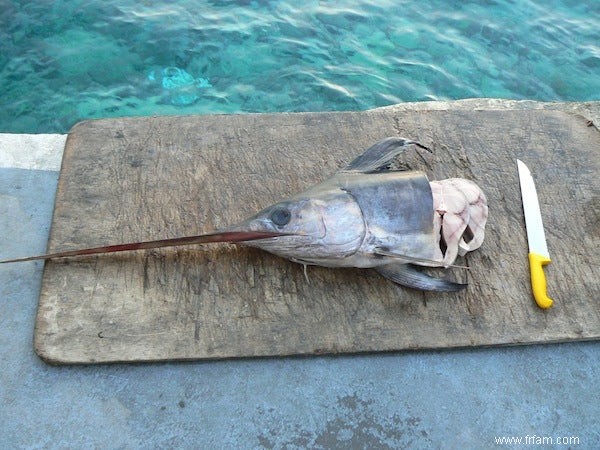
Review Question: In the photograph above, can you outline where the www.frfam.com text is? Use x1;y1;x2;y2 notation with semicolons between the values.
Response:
494;435;580;446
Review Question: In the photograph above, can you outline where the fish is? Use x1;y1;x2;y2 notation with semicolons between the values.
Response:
0;137;488;292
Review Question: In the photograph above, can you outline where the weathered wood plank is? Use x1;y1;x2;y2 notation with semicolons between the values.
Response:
34;110;600;363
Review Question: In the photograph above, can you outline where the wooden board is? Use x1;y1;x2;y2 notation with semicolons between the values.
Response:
35;110;600;364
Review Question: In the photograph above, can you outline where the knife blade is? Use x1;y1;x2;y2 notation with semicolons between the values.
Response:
517;159;553;309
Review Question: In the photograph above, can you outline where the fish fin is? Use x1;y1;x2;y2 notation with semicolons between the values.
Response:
343;137;430;173
374;246;445;267
376;263;466;292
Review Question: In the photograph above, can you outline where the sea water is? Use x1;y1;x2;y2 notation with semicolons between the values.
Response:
0;0;598;133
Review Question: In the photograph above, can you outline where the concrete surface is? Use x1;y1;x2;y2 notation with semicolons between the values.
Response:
375;98;600;126
1;100;599;449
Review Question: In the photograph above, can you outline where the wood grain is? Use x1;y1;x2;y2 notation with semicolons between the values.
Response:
34;110;600;363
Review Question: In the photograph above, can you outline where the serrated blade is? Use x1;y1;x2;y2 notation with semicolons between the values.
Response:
517;159;549;258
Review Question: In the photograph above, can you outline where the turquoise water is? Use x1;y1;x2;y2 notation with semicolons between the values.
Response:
1;0;598;133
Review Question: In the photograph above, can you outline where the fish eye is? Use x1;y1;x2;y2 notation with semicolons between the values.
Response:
270;207;291;226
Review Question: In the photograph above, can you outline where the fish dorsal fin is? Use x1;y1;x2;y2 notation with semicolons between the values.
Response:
342;137;429;173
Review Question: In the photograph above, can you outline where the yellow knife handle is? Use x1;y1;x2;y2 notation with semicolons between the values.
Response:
528;252;554;309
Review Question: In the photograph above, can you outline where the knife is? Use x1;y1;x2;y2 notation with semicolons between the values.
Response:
516;159;554;309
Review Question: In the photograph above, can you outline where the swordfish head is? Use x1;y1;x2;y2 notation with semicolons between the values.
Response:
224;137;440;270
224;181;367;264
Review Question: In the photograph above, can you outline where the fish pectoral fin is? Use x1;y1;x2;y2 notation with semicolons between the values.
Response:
343;137;429;173
374;247;445;267
375;263;466;292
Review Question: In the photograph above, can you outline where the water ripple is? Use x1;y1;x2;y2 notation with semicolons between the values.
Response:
0;0;598;132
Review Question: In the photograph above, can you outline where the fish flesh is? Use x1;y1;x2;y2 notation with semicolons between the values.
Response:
0;137;488;291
